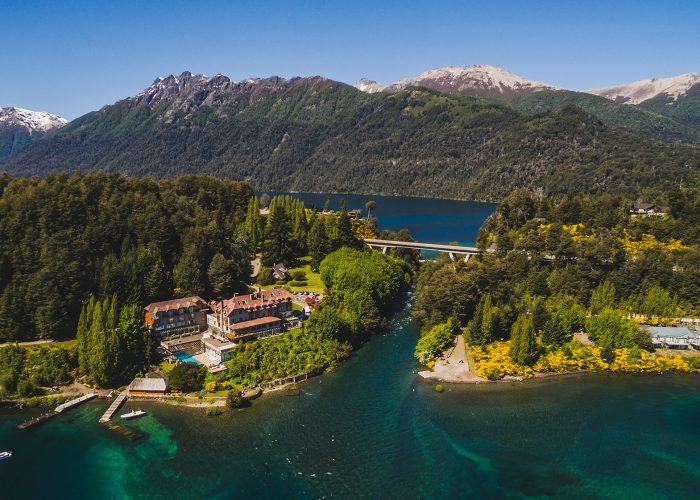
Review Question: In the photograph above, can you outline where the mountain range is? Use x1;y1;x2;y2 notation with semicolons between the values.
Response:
355;65;700;143
1;66;699;201
0;107;66;158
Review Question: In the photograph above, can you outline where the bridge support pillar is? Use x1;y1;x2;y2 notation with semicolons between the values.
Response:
464;254;471;263
448;252;455;261
382;246;388;254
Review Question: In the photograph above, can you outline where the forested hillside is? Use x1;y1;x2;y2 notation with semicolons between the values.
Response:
414;188;700;378
0;172;254;341
2;74;698;201
511;90;700;143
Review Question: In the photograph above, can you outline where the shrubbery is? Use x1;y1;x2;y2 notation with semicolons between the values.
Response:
226;388;247;408
257;268;275;286
470;339;697;381
414;319;456;365
167;363;206;393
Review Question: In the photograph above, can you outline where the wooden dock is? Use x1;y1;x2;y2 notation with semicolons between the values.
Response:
55;392;97;413
17;392;98;430
17;411;58;430
99;391;128;423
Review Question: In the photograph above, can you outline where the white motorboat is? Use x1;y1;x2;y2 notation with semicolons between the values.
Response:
120;409;147;420
0;451;12;460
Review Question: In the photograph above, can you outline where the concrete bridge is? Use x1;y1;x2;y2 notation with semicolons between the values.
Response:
364;238;484;262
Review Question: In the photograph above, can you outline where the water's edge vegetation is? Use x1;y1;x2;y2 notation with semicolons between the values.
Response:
413;189;700;381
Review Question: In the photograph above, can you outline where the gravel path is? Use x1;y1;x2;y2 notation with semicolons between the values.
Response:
418;334;485;383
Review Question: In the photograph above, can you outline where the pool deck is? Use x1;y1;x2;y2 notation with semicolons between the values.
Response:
161;333;204;349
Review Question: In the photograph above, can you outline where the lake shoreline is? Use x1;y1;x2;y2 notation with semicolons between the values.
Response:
417;368;596;385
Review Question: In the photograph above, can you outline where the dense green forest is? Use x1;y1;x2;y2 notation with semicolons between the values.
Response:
0;172;254;341
413;188;700;376
639;86;700;131
0;177;412;393
511;90;700;143
2;76;698;201
0;128;36;159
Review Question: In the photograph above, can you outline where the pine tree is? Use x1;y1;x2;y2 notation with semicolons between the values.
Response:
589;280;616;314
291;200;308;254
76;303;89;374
262;203;294;266
174;249;206;297
308;216;331;271
208;252;234;297
244;197;263;247
334;209;358;250
89;298;107;384
106;293;118;331
466;294;497;346
531;296;549;333
144;250;170;302
119;304;146;367
542;309;572;345
509;314;539;366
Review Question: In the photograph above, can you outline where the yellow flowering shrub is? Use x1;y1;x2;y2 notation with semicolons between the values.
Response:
610;349;694;373
471;340;697;381
620;229;688;255
470;341;534;381
633;316;678;327
567;344;610;370
562;223;594;242
533;350;578;372
205;381;217;393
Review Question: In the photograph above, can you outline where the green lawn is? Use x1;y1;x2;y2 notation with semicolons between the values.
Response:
258;256;325;294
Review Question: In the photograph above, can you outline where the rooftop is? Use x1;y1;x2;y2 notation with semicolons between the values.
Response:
145;296;208;315
203;336;237;352
645;326;700;338
232;316;282;330
130;377;167;392
210;289;294;316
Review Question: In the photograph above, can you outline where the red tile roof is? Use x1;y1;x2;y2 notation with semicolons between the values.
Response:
231;316;282;330
210;289;293;316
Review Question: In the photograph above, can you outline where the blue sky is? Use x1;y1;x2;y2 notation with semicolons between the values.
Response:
2;0;699;119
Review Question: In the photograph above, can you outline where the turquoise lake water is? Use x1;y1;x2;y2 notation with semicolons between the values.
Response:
1;195;699;498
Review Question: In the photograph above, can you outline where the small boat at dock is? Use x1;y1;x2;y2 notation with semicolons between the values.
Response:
0;451;12;460
120;410;146;420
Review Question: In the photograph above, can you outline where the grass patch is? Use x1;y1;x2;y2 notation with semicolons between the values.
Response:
159;361;176;375
258;256;325;294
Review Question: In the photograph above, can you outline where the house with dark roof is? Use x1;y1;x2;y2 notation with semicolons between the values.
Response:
272;263;290;281
630;202;669;217
144;296;209;337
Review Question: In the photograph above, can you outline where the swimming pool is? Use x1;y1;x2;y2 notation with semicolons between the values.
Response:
173;351;202;365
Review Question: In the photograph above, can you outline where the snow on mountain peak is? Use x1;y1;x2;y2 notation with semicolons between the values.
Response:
353;78;386;93
589;73;700;105
0;106;67;134
353;64;560;99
